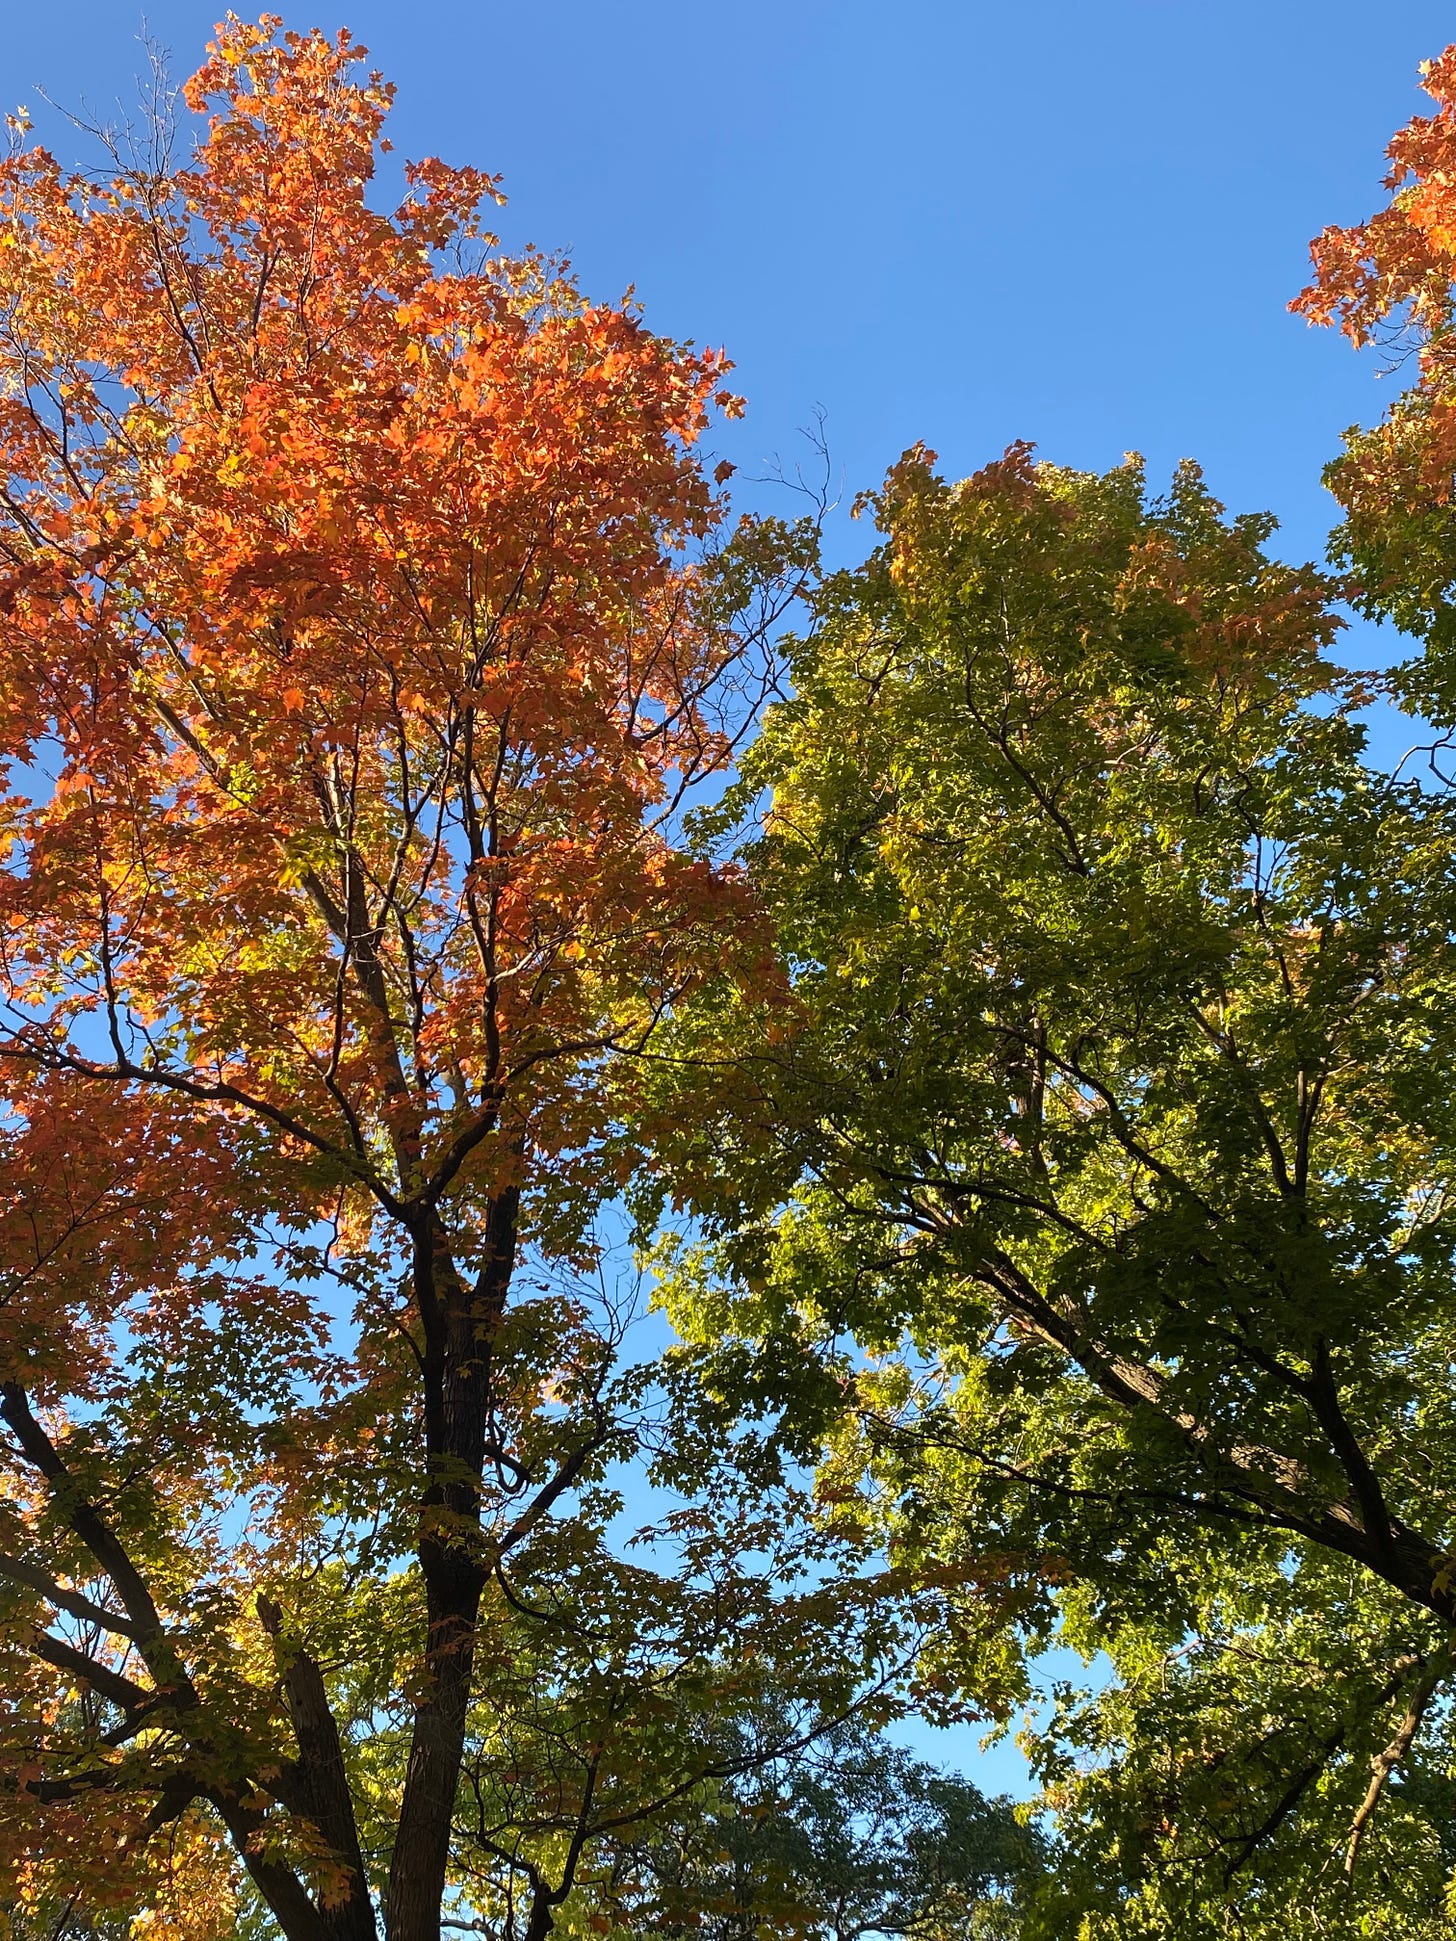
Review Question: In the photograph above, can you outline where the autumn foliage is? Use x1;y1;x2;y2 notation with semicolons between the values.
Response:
0;14;802;1939
21;12;1456;1941
1293;45;1456;672
1293;45;1456;370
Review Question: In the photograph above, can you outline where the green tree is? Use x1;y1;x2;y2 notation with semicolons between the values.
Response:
589;1717;1041;1941
647;443;1456;1935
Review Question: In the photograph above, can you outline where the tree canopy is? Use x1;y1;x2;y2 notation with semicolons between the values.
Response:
648;444;1456;1935
1295;43;1456;710
13;13;1456;1941
0;18;885;1941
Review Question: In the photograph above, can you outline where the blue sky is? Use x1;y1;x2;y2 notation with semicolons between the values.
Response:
6;1;1456;585
6;2;1451;1796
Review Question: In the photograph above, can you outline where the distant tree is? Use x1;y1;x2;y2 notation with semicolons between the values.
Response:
589;1718;1041;1941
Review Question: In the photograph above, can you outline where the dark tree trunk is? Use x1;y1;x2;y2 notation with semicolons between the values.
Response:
386;1190;519;1941
258;1595;379;1941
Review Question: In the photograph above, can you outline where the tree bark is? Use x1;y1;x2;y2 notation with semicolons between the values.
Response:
386;1189;519;1941
213;1790;335;1941
258;1595;379;1941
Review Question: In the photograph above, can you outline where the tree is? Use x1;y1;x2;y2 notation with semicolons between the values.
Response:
646;443;1456;1933
0;17;877;1940
1293;41;1456;709
598;1717;1043;1941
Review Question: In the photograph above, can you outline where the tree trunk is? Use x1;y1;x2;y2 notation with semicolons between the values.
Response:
385;1191;519;1940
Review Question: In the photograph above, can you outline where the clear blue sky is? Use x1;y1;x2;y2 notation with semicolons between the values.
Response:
5;2;1455;583
7;2;1452;1793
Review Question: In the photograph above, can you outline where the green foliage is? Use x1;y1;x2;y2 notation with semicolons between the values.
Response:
646;443;1456;1933
440;1481;920;1937
577;1716;1042;1941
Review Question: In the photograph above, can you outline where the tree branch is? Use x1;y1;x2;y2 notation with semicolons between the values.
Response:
1344;1646;1453;1882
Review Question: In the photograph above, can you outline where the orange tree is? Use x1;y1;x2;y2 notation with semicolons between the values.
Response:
0;17;885;1941
1294;42;1456;709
